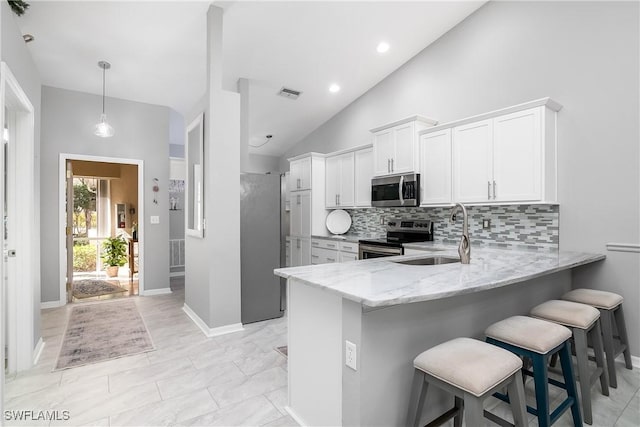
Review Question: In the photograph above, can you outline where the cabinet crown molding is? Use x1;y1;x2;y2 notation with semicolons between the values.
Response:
287;152;326;162
370;115;438;133
419;98;562;135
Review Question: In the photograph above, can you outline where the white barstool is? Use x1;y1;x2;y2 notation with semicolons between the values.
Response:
562;288;632;388
407;337;528;427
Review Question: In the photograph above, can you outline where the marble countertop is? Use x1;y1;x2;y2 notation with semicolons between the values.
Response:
274;244;605;308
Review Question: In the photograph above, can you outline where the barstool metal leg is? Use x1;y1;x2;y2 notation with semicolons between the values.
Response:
591;320;610;396
614;304;633;369
599;308;618;388
507;371;528;427
573;328;593;425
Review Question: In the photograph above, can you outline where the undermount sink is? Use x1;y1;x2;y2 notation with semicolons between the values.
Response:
393;256;461;266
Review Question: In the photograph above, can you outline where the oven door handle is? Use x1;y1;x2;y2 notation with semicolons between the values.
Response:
398;175;404;205
359;244;404;258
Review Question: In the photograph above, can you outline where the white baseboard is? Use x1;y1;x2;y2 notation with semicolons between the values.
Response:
284;406;307;426
142;288;172;296
182;304;244;338
33;338;45;365
41;300;64;309
169;271;185;278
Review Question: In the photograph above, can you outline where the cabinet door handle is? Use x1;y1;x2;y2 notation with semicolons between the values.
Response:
327;257;336;262
493;181;497;200
487;181;491;200
297;178;301;189
297;194;301;205
391;158;394;172
297;239;300;249
335;194;338;206
337;194;340;205
387;158;390;173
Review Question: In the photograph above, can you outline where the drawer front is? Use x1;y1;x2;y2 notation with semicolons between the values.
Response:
339;241;358;254
311;247;339;264
312;238;340;250
339;252;358;262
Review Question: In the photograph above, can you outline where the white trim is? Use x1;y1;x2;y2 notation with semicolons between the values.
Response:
370;114;439;133
41;300;65;310
324;143;373;159
169;271;185;278
287;152;326;162
182;303;244;337
33;338;45;365
59;154;145;305
1;62;37;374
606;243;640;253
284;406;309;427
142;288;172;296
419;97;563;135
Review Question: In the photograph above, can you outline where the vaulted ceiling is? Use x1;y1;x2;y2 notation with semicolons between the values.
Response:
16;1;485;156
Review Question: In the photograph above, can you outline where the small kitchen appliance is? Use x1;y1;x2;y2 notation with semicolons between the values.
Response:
358;218;434;259
371;173;420;207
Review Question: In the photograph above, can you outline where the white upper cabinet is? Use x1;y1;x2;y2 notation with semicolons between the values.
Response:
492;108;542;202
325;152;355;209
452;119;494;203
420;98;561;205
354;147;374;207
419;129;452;205
290;156;311;191
371;116;438;177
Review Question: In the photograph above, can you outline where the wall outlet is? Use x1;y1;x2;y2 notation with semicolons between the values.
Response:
482;219;491;229
379;216;385;225
150;215;160;224
345;340;357;370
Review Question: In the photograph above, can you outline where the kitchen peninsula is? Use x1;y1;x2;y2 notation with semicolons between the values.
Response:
274;245;604;426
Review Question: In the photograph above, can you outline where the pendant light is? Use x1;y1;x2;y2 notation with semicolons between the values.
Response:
94;60;114;138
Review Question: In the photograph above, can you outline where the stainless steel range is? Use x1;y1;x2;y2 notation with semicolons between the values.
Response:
358;219;434;260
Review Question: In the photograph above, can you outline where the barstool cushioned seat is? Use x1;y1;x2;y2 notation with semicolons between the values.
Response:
530;300;599;329
562;288;623;310
413;337;522;397
485;315;572;354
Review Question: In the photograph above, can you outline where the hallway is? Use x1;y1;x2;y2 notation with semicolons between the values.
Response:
4;278;294;426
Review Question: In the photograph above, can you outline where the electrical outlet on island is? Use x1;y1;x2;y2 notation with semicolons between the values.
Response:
345;340;357;370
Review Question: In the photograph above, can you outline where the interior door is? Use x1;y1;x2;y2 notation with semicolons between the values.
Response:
65;160;73;303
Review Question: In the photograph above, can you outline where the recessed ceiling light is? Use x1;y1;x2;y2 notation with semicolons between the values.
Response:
376;42;390;54
22;34;34;43
329;84;341;93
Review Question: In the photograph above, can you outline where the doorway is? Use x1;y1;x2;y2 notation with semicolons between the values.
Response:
59;155;144;305
1;62;37;380
67;161;140;302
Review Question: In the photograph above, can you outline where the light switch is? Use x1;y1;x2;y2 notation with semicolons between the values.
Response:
150;216;160;224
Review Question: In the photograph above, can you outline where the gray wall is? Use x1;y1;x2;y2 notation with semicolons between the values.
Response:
283;2;640;354
2;1;43;348
40;86;171;301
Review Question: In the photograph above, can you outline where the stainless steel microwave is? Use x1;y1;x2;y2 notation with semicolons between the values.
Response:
371;173;420;207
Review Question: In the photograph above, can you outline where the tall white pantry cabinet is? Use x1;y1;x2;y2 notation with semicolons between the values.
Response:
288;153;327;267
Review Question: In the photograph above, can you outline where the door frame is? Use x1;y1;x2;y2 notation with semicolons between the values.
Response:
0;61;37;375
58;154;145;302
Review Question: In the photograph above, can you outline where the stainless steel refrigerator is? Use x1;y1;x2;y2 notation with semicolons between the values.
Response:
240;172;284;324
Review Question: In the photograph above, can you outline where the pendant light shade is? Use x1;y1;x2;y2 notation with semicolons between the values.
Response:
94;61;114;138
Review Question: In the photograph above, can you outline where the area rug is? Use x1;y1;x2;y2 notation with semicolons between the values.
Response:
72;279;128;299
54;299;155;371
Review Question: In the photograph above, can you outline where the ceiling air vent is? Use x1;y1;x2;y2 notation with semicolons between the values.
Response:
278;87;302;100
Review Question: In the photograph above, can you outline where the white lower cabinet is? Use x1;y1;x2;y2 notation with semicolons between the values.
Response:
311;238;359;264
291;237;311;267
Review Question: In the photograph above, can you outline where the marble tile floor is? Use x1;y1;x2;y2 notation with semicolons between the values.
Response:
4;278;296;427
4;275;638;426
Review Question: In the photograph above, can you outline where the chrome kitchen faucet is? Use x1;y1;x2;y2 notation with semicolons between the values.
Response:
450;203;471;264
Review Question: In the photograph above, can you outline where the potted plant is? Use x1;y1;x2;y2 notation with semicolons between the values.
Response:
102;236;127;277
